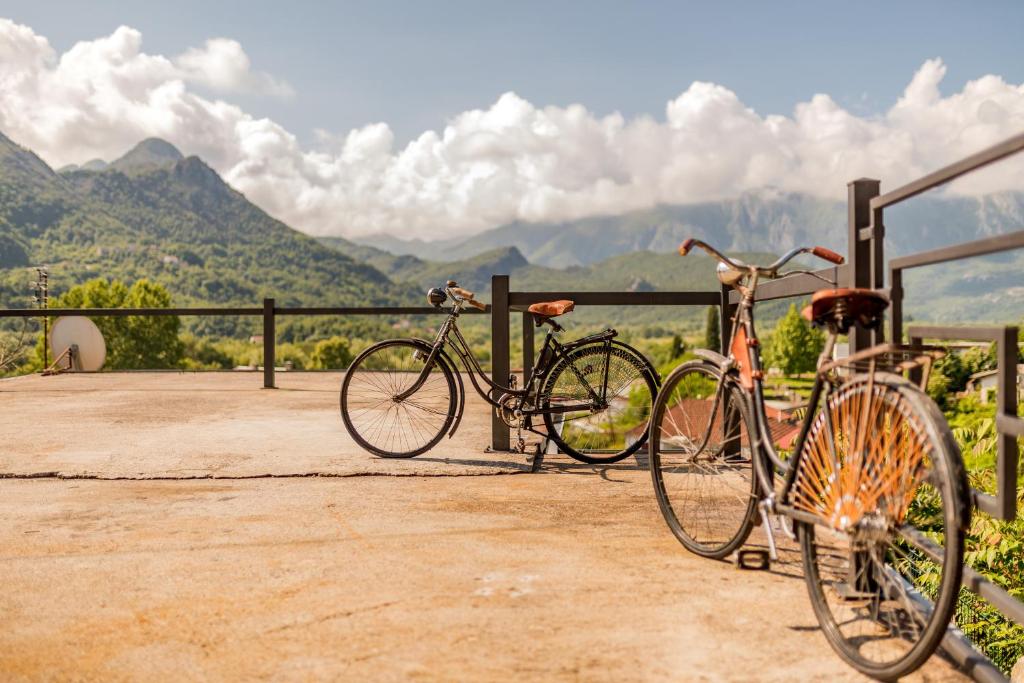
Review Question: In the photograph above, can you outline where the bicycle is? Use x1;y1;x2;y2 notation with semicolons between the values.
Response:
649;240;968;680
341;280;659;463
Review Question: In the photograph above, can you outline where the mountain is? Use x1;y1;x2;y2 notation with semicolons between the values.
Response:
0;132;413;337
109;138;184;173
356;190;1024;268
318;238;529;293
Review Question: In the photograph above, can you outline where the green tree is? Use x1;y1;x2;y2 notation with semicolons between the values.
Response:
669;334;685;360
764;303;824;375
704;306;721;351
311;337;354;369
38;278;183;370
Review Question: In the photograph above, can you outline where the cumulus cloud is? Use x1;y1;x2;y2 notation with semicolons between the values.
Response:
176;38;293;97
1;18;1023;240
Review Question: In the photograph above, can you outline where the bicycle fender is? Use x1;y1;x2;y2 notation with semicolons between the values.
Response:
411;337;466;439
694;348;730;370
610;339;661;388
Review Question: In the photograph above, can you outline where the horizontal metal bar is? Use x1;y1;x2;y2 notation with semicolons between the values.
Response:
275;306;487;315
940;627;1007;683
728;265;849;303
963;563;1024;627
872;131;1024;210
906;325;1011;343
890;230;1024;272
507;291;720;306
973;491;1001;518
997;413;1024;438
0;307;262;317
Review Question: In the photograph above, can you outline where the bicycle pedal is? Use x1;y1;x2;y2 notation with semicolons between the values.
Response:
735;549;771;571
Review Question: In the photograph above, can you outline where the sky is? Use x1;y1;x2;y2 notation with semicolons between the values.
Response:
1;1;1023;240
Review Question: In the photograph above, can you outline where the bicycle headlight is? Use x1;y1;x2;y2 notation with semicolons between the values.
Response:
426;287;447;307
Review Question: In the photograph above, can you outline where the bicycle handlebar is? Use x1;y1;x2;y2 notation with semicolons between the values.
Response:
448;285;488;311
678;238;844;277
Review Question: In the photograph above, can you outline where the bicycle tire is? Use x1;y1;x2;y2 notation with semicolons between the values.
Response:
540;341;657;464
340;339;458;458
795;372;968;680
649;359;758;559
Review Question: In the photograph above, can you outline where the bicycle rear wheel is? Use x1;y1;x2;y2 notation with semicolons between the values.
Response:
540;341;657;464
340;340;457;458
649;360;757;559
794;373;968;680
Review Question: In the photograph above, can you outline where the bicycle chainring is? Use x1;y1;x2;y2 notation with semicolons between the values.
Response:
496;393;521;428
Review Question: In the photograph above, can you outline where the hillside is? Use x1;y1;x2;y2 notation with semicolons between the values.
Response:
0;132;413;336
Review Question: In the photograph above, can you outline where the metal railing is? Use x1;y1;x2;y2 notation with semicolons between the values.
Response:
0;300;487;389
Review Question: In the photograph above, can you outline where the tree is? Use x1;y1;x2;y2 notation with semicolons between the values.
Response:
311;337;354;369
704;306;721;351
764;303;824;375
38;278;183;370
669;334;685;360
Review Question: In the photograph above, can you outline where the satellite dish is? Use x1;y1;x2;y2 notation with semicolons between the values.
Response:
49;317;106;372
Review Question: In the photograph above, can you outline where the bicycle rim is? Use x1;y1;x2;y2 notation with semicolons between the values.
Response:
541;343;656;464
795;374;966;679
649;360;757;559
341;340;457;458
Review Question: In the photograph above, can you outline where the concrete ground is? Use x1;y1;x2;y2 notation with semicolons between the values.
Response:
0;372;966;681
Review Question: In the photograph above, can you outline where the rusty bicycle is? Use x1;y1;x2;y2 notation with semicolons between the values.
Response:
649;240;968;680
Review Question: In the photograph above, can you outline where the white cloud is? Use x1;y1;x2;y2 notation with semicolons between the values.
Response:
176;38;293;97
1;17;1023;241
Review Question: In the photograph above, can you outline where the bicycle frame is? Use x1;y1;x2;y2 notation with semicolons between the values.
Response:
706;271;837;527
397;300;615;418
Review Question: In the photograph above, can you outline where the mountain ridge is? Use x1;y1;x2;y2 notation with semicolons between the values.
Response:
353;191;1024;268
0;132;414;337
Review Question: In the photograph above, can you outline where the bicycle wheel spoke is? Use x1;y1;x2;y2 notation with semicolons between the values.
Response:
340;341;457;458
541;343;656;464
798;375;965;678
649;362;755;558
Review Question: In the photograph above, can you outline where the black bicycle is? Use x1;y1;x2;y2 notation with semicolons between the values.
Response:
340;281;659;462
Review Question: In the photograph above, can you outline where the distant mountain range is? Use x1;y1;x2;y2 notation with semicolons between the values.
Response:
354;189;1024;268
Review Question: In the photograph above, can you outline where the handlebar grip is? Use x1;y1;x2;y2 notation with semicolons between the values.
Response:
811;246;845;265
450;286;475;300
678;238;696;256
467;298;487;311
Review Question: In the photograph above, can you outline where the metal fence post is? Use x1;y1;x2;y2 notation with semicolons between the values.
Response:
522;312;535;385
263;297;275;389
491;275;510;451
847;178;880;354
996;326;1019;520
719;283;735;355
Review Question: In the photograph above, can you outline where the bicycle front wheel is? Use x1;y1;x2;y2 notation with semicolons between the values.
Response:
794;373;968;680
340;340;457;458
649;359;757;559
540;341;657;464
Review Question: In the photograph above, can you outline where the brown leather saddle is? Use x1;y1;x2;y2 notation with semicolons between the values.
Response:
802;288;889;331
528;299;575;318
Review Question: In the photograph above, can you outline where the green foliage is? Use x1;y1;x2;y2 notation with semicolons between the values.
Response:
704;306;720;351
311;337;353;369
926;369;952;408
763;303;824;375
941;398;1024;673
37;278;183;370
